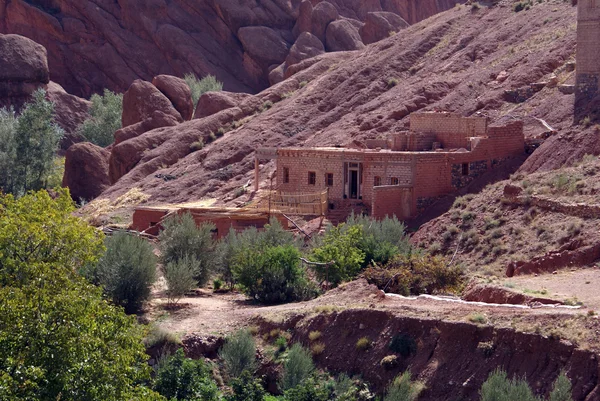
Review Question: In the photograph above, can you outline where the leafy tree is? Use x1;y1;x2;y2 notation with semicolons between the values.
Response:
549;372;573;401
282;376;330;401
384;371;422;401
233;245;312;304
480;369;540;401
154;349;221;401
13;89;64;194
281;344;314;391
310;224;365;286
0;189;160;400
163;254;199;305
219;329;257;378
159;212;215;286
228;371;266;401
88;232;157;314
184;74;223;108
0;107;17;193
78;89;123;147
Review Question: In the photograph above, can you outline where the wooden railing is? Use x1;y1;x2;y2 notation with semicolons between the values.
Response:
252;189;329;216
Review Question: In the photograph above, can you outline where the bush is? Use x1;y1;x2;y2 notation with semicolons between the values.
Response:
363;253;464;296
281;343;315;391
154;349;221;400
549;372;573;401
282;376;330;401
310;342;325;356
87;232;157;314
380;355;399;370
159;212;215;286
389;334;416;357
233;244;314;304
78;89;123;147
356;337;371;351
163;255;199;305
480;369;539;401
219;329;257;378
384;371;422;401
184;74;223;108
309;331;322;341
311;224;365;286
0;189;158;400
0;107;18;193
228;371;266;401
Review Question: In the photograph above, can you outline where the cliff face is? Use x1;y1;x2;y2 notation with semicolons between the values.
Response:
0;0;463;97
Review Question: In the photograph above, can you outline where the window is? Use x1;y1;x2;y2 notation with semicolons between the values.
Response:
374;176;382;187
308;171;316;185
325;173;334;187
389;177;399;185
283;167;289;183
462;163;469;176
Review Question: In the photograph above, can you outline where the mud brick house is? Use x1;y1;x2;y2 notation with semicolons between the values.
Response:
257;112;524;221
575;0;600;119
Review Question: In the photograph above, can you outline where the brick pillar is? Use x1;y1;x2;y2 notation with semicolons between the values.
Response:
575;0;600;122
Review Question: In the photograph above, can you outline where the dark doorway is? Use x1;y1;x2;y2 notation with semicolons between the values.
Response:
350;170;358;199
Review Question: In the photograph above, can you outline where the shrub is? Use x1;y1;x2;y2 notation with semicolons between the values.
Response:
387;78;399;87
0;107;18;194
480;369;540;401
78;89;123;147
144;325;182;349
163;255;199;305
384;371;423;401
282;376;330;401
281;343;315;391
88;232;157;314
219;329;257;378
184;74;223;107
275;336;288;352
380;355;399;369
309;331;322;341
228;370;266;401
389;334;417;357
311;342;326;356
549;371;573;401
468;313;487;324
154;349;221;400
213;278;223;290
356;337;371;351
190;138;204;151
159;212;215;286
363;253;464;296
233;244;313;304
310;224;365;286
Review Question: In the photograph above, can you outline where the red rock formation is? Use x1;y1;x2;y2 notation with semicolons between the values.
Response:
46;81;90;150
194;91;255;120
151;75;194;121
0;0;464;97
360;11;409;44
63;142;111;201
121;80;182;128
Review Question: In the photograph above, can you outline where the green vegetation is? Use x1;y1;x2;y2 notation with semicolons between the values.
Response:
0;90;63;196
281;343;315;391
78;89;123;147
159;212;215;286
356;337;371;351
219;329;257;378
0;189;160;400
389;334;417;357
163;255;200;305
228;371;267;401
480;369;573;401
184;74;223;108
384;371;423;401
154;349;221;400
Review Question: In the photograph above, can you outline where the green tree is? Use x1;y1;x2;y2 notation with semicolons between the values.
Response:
384;371;422;401
549;372;573;401
13;89;63;195
310;224;365;286
281;344;314;391
88;232;157;314
0;189;160;400
163;254;199;305
228;371;266;401
79;89;123;147
159;212;215;286
219;329;257;378
282;376;330;401
0;107;17;193
184;74;223;108
154;349;221;401
480;369;540;401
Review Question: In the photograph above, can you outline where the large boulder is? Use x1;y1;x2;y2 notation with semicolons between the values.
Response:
114;110;180;145
46;81;91;150
293;0;314;38
0;34;49;110
194;91;255;119
121;79;183;128
285;32;325;68
325;19;365;52
238;26;290;67
310;2;339;43
63;142;111;201
268;63;287;86
151;75;194;121
359;12;409;45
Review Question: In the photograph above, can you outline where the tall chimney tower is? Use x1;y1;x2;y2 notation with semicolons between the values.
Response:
575;0;600;121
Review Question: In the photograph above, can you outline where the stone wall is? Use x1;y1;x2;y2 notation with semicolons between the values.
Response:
409;112;488;149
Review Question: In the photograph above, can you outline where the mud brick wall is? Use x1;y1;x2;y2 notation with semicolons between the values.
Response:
412;153;453;201
410;113;488;149
576;0;600;117
131;208;170;235
372;185;412;219
451;160;488;189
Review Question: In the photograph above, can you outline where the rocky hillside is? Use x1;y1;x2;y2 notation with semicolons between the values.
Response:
0;0;463;97
80;0;586;225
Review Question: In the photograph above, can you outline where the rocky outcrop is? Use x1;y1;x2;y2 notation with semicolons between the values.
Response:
63;142;111;201
462;283;563;305
122;80;182;128
194;91;255;120
286;32;325;68
0;33;49;110
326;19;365;52
0;0;464;97
46;82;90;150
360;12;410;44
151;75;194;121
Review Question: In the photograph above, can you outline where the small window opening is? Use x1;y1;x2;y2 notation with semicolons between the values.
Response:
462;163;469;176
283;167;290;183
374;176;382;187
308;171;316;185
325;173;334;187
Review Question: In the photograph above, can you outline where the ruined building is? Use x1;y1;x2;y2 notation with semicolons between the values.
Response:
256;113;524;222
575;0;600;120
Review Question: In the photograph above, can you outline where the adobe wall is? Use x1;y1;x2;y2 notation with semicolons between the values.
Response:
575;0;600;118
410;113;488;149
372;186;412;220
131;208;170;235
